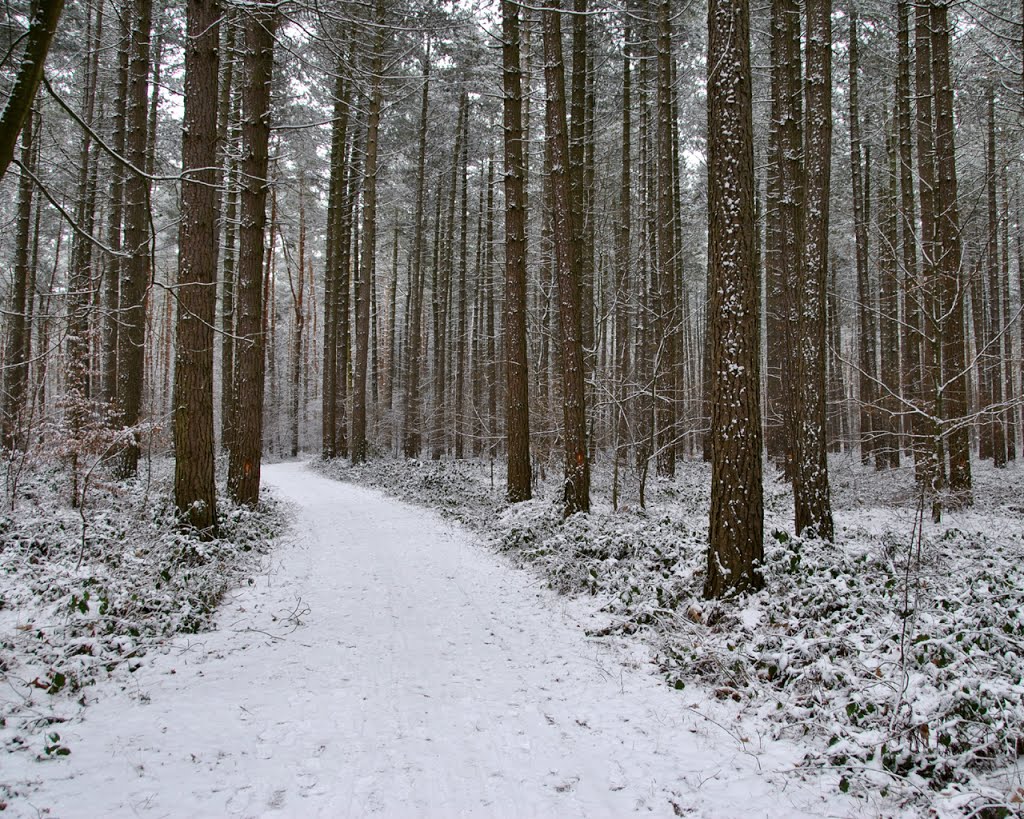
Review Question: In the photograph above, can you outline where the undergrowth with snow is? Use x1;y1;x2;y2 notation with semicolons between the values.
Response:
317;454;1024;816
0;458;283;803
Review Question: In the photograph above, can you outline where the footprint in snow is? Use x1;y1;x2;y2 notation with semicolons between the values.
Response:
225;785;252;814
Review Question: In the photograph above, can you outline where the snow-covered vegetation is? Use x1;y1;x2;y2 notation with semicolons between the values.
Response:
0;458;284;808
316;455;1024;816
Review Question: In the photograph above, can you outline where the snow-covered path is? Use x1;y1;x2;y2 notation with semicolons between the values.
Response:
11;462;854;818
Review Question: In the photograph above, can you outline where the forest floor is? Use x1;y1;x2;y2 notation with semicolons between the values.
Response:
2;460;870;818
315;451;1024;818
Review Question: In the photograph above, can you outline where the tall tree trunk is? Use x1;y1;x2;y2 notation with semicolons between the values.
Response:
542;0;589;515
614;25;632;493
655;0;676;478
768;0;803;477
289;181;307;458
227;0;276;505
337;120;362;457
351;3;385;465
827;257;846;451
102;6;131;408
764;0;785;465
849;12;876;467
322;54;350;458
484;156;497;457
173;0;220;532
795;0;834;539
385;221;399;418
503;0;532;501
705;0;762;597
65;0;103;503
403;48;429;458
454;91;470;459
117;0;153;477
219;16;239;454
930;0;971;501
264;185;279;456
877;117;901;470
570;0;593;401
896;0;923;474
1000;161;1016;460
1;112;37;451
915;0;944;518
985;89;1006;467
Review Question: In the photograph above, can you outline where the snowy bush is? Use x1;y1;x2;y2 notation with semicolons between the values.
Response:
0;458;283;766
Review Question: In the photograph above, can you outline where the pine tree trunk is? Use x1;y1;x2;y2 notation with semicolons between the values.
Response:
655;0;676;478
705;0;762;597
351;4;385;464
117;0;153;477
503;0;532;501
484;157;497;457
877;118;901;470
614;27;632;484
173;0;219;532
102;7;131;409
290;182;307;458
985;90;1006;467
337;122;361;457
402;48;429;458
897;0;923;474
1;112;36;451
227;0;276;505
219;17;239;454
454;91;470;459
322;55;350;458
542;0;589;516
915;0;945;517
768;0;803;478
849;12;876;468
66;0;103;498
795;0;834;539
930;0;971;501
1000;162;1016;460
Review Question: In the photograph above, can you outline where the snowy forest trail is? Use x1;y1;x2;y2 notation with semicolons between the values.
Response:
13;462;854;818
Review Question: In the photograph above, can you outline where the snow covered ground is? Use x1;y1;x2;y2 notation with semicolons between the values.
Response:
3;461;865;817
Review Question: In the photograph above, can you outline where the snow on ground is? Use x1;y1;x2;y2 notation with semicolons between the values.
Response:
315;455;1024;815
4;461;863;818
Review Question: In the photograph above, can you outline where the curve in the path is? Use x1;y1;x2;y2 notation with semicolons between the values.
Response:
10;461;854;818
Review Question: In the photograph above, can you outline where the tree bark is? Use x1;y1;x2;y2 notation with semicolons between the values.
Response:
795;0;834;539
173;0;220;532
985;89;1006;466
655;0;677;478
706;0;762;597
930;0;971;501
351;2;385;465
403;47;429;458
877;117;901;470
503;0;531;502
117;0;154;477
542;0;589;516
849;12;876;468
1;112;37;451
227;0;277;505
915;0;944;517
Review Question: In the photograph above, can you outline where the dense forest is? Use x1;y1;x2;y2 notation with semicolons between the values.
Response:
1;0;1023;576
2;0;1024;811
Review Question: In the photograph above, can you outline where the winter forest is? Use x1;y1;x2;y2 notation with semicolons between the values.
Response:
2;0;1024;813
